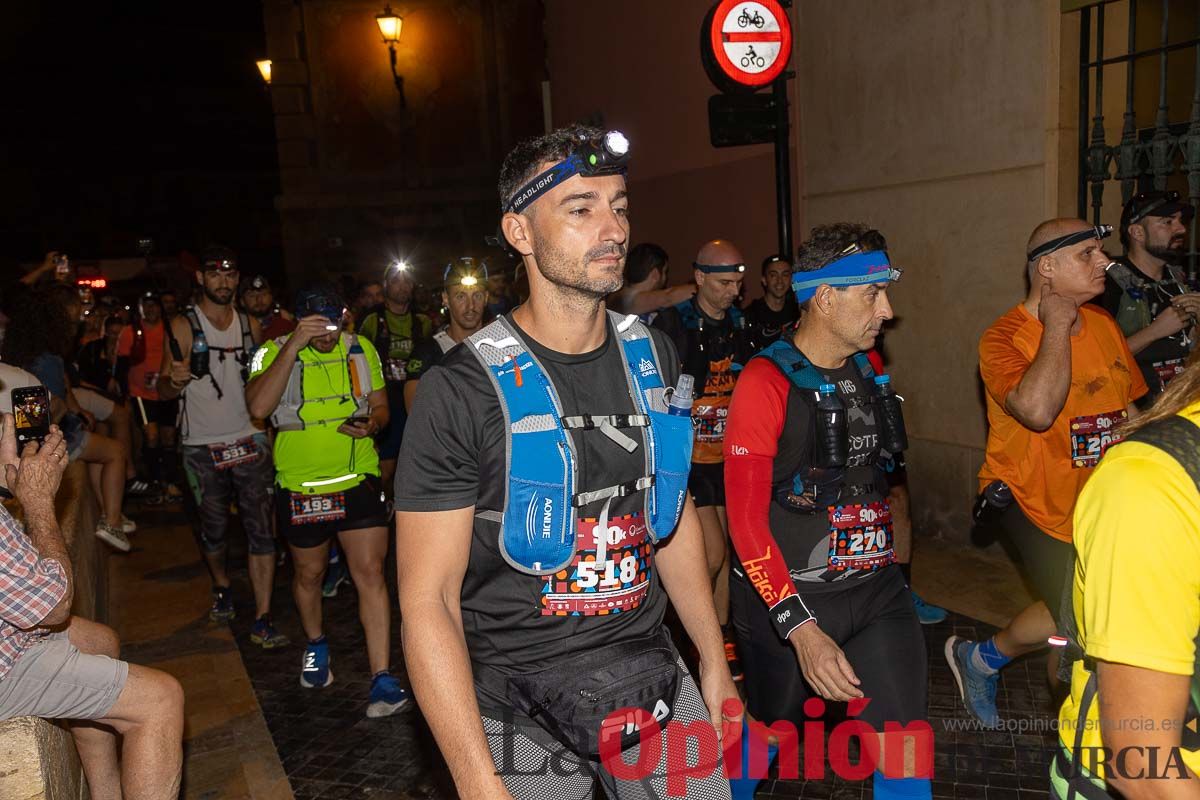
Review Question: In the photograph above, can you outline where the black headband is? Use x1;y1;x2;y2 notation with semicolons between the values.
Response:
1027;224;1111;261
694;261;746;274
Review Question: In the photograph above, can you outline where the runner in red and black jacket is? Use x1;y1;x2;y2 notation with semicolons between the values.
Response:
724;223;931;798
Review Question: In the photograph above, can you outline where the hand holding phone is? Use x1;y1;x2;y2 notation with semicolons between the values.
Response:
11;386;51;446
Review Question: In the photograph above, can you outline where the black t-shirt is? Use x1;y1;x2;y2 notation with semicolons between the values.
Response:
405;330;456;381
394;313;680;701
744;296;798;346
764;356;889;590
1099;257;1192;396
652;301;755;389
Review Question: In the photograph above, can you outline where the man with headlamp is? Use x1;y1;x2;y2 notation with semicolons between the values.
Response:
947;219;1146;730
1100;190;1200;400
725;222;930;800
358;259;433;498
396;126;737;799
246;284;411;719
654;240;756;678
403;257;488;412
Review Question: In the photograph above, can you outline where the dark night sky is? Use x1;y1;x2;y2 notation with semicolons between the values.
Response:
0;1;280;272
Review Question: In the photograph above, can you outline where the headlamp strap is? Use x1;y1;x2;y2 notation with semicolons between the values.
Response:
505;155;585;214
1026;225;1111;261
791;251;898;303
694;262;746;274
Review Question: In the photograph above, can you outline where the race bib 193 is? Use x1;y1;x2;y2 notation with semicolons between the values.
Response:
1070;409;1128;468
289;492;346;525
541;512;652;616
827;501;895;572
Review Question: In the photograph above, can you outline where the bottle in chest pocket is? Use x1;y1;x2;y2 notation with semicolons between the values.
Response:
814;383;848;468
190;330;210;379
874;374;908;453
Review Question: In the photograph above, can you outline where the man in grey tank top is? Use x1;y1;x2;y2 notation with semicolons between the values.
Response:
157;247;288;648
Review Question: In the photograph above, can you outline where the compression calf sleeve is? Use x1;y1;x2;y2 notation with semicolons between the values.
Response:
729;720;778;800
873;773;931;800
971;637;1011;674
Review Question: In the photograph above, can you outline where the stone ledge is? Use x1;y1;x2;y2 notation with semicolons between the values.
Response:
0;462;104;800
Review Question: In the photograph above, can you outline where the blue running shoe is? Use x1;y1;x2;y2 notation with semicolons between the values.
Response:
250;615;290;649
944;636;1000;729
366;672;411;718
322;557;348;598
912;591;949;625
300;640;334;688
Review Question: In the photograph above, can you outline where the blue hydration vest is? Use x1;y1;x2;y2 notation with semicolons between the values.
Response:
673;299;745;332
466;312;693;576
756;340;877;512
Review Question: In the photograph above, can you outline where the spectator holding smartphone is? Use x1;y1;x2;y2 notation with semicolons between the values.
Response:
1;287;136;551
0;414;184;799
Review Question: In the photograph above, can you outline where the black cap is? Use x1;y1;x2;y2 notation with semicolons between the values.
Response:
239;274;271;296
1121;190;1195;229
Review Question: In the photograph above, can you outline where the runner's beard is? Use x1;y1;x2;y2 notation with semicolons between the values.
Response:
532;237;626;298
1147;238;1186;265
204;286;234;305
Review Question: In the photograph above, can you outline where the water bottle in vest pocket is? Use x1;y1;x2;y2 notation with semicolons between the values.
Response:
646;409;692;540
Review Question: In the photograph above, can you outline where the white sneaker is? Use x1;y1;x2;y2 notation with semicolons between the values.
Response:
118;515;136;534
95;523;132;553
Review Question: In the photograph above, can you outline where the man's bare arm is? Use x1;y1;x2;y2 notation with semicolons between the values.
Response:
1097;661;1199;800
396;507;513;800
1003;321;1072;432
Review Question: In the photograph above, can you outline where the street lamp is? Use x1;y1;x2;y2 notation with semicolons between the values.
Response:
375;5;406;108
256;59;272;85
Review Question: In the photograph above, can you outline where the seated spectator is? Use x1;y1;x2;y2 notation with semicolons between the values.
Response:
1;287;136;551
0;416;184;799
74;317;149;501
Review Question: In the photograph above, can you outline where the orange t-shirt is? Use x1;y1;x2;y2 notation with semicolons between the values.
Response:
117;321;166;400
978;304;1147;542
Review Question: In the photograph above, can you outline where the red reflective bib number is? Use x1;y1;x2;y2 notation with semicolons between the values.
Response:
541;513;652;616
1070;409;1128;469
827;501;895;572
289;492;346;525
209;437;259;471
1153;358;1186;388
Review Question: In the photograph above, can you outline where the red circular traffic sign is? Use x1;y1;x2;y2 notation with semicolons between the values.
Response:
707;0;792;87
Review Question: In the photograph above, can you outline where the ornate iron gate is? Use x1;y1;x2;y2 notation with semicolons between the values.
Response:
1074;0;1200;276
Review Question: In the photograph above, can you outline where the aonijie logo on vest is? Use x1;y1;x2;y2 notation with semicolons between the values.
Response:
638;358;657;377
525;494;556;545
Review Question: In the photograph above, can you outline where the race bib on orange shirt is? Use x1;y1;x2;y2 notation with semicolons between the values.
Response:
540;512;652;616
1069;409;1128;468
692;356;737;463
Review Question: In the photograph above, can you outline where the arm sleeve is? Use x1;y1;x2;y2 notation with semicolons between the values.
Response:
978;322;1029;408
724;358;816;639
1075;449;1200;675
0;521;68;629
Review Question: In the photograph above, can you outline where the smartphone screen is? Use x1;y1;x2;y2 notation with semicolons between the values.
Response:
11;386;51;445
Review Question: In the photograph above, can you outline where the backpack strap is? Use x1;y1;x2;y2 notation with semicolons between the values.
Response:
1125;415;1200;490
673;299;700;330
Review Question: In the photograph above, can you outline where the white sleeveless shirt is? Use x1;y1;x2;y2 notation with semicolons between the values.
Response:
180;308;260;446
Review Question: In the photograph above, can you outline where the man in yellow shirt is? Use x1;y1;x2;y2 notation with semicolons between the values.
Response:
1054;369;1200;799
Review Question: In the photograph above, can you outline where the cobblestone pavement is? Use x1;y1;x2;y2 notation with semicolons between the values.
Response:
221;544;1059;800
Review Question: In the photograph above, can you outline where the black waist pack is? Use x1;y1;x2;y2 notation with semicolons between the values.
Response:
485;628;682;759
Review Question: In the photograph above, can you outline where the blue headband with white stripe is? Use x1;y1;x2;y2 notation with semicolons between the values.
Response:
791;250;901;304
